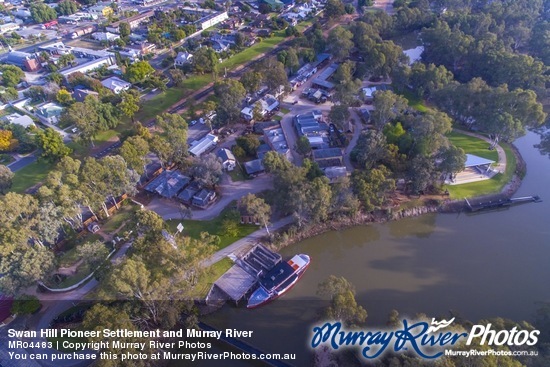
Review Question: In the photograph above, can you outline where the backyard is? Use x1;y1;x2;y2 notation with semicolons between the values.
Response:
167;202;258;250
10;160;55;193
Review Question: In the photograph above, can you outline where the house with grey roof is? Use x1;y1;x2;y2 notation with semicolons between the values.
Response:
244;159;265;176
101;76;131;94
3;113;35;128
192;189;216;208
178;182;201;204
72;88;99;102
217;148;236;171
174;51;193;67
145;170;190;198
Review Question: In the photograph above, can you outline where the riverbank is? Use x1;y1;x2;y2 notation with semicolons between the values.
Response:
264;141;527;252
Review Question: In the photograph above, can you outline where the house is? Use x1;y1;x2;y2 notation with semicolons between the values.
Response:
106;11;155;33
3;112;35;128
261;0;284;11
264;127;291;159
5;51;40;71
88;3;114;18
178;182;201;204
101;76;131;94
243;159;265;176
36;102;64;124
188;134;218;157
174;51;193;67
312;148;344;168
127;42;156;55
212;40;230;53
0;22;18;34
91;32;120;42
72;88;99;102
240;107;254;121
217;148;236;171
324;166;349;183
311;63;338;91
192;189;216;208
60;56;113;78
196;11;228;30
358;108;370;123
145;170;190;199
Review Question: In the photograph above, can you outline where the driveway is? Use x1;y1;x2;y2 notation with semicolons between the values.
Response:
343;109;364;171
147;174;274;221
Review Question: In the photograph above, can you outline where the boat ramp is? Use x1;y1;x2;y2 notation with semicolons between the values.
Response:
206;244;281;306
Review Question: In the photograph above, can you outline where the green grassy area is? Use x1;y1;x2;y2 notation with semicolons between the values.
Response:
228;166;247;182
68;129;120;158
10;160;55;193
444;143;516;199
190;258;233;299
280;107;290;114
400;89;429;112
101;202;138;234
167;203;258;250
273;115;282;121
447;131;498;161
0;153;14;165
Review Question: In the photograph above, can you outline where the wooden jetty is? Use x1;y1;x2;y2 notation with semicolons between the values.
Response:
465;195;542;212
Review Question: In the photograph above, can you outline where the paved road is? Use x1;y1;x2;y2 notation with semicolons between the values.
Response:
7;155;37;172
148;174;274;221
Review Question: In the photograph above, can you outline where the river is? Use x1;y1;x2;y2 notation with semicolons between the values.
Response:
182;130;550;366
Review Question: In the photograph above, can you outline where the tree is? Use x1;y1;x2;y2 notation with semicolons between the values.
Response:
10;295;41;315
155;113;189;166
239;193;272;233
193;47;219;75
119;22;131;39
35;128;71;162
58;53;76;68
214;79;246;125
169;68;185;87
118;91;140;123
256;57;289;94
371;90;408;130
327;26;354;61
120;136;149;174
0;87;18;103
240;71;263;94
0;246;55;295
30;3;57;23
352;165;395;211
0;65;24;88
295;136;311;156
60;98;99;146
125;61;154;84
189;153;223;187
325;0;346;19
0;130;15;152
329;105;351;130
23;86;46;102
56;89;74;105
317;276;367;327
77;240;109;268
0;165;14;194
56;0;79;15
438;145;466;177
236;135;260;156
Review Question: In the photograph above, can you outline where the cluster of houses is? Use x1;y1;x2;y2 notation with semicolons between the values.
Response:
289;53;331;89
144;169;217;208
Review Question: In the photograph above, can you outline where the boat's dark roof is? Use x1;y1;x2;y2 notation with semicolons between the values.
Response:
259;261;294;291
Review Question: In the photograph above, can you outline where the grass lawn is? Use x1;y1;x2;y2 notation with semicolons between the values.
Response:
400;89;429;112
101;202;138;234
447;131;498;161
280;107;290;114
273;115;282;121
444;143;516;199
10;160;55;193
190;258;233;299
68;129;120;158
166;203;258;251
228;166;247;182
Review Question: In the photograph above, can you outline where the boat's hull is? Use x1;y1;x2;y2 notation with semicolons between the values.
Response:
247;255;310;309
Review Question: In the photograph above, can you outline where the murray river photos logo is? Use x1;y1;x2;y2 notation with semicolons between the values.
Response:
310;317;540;360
